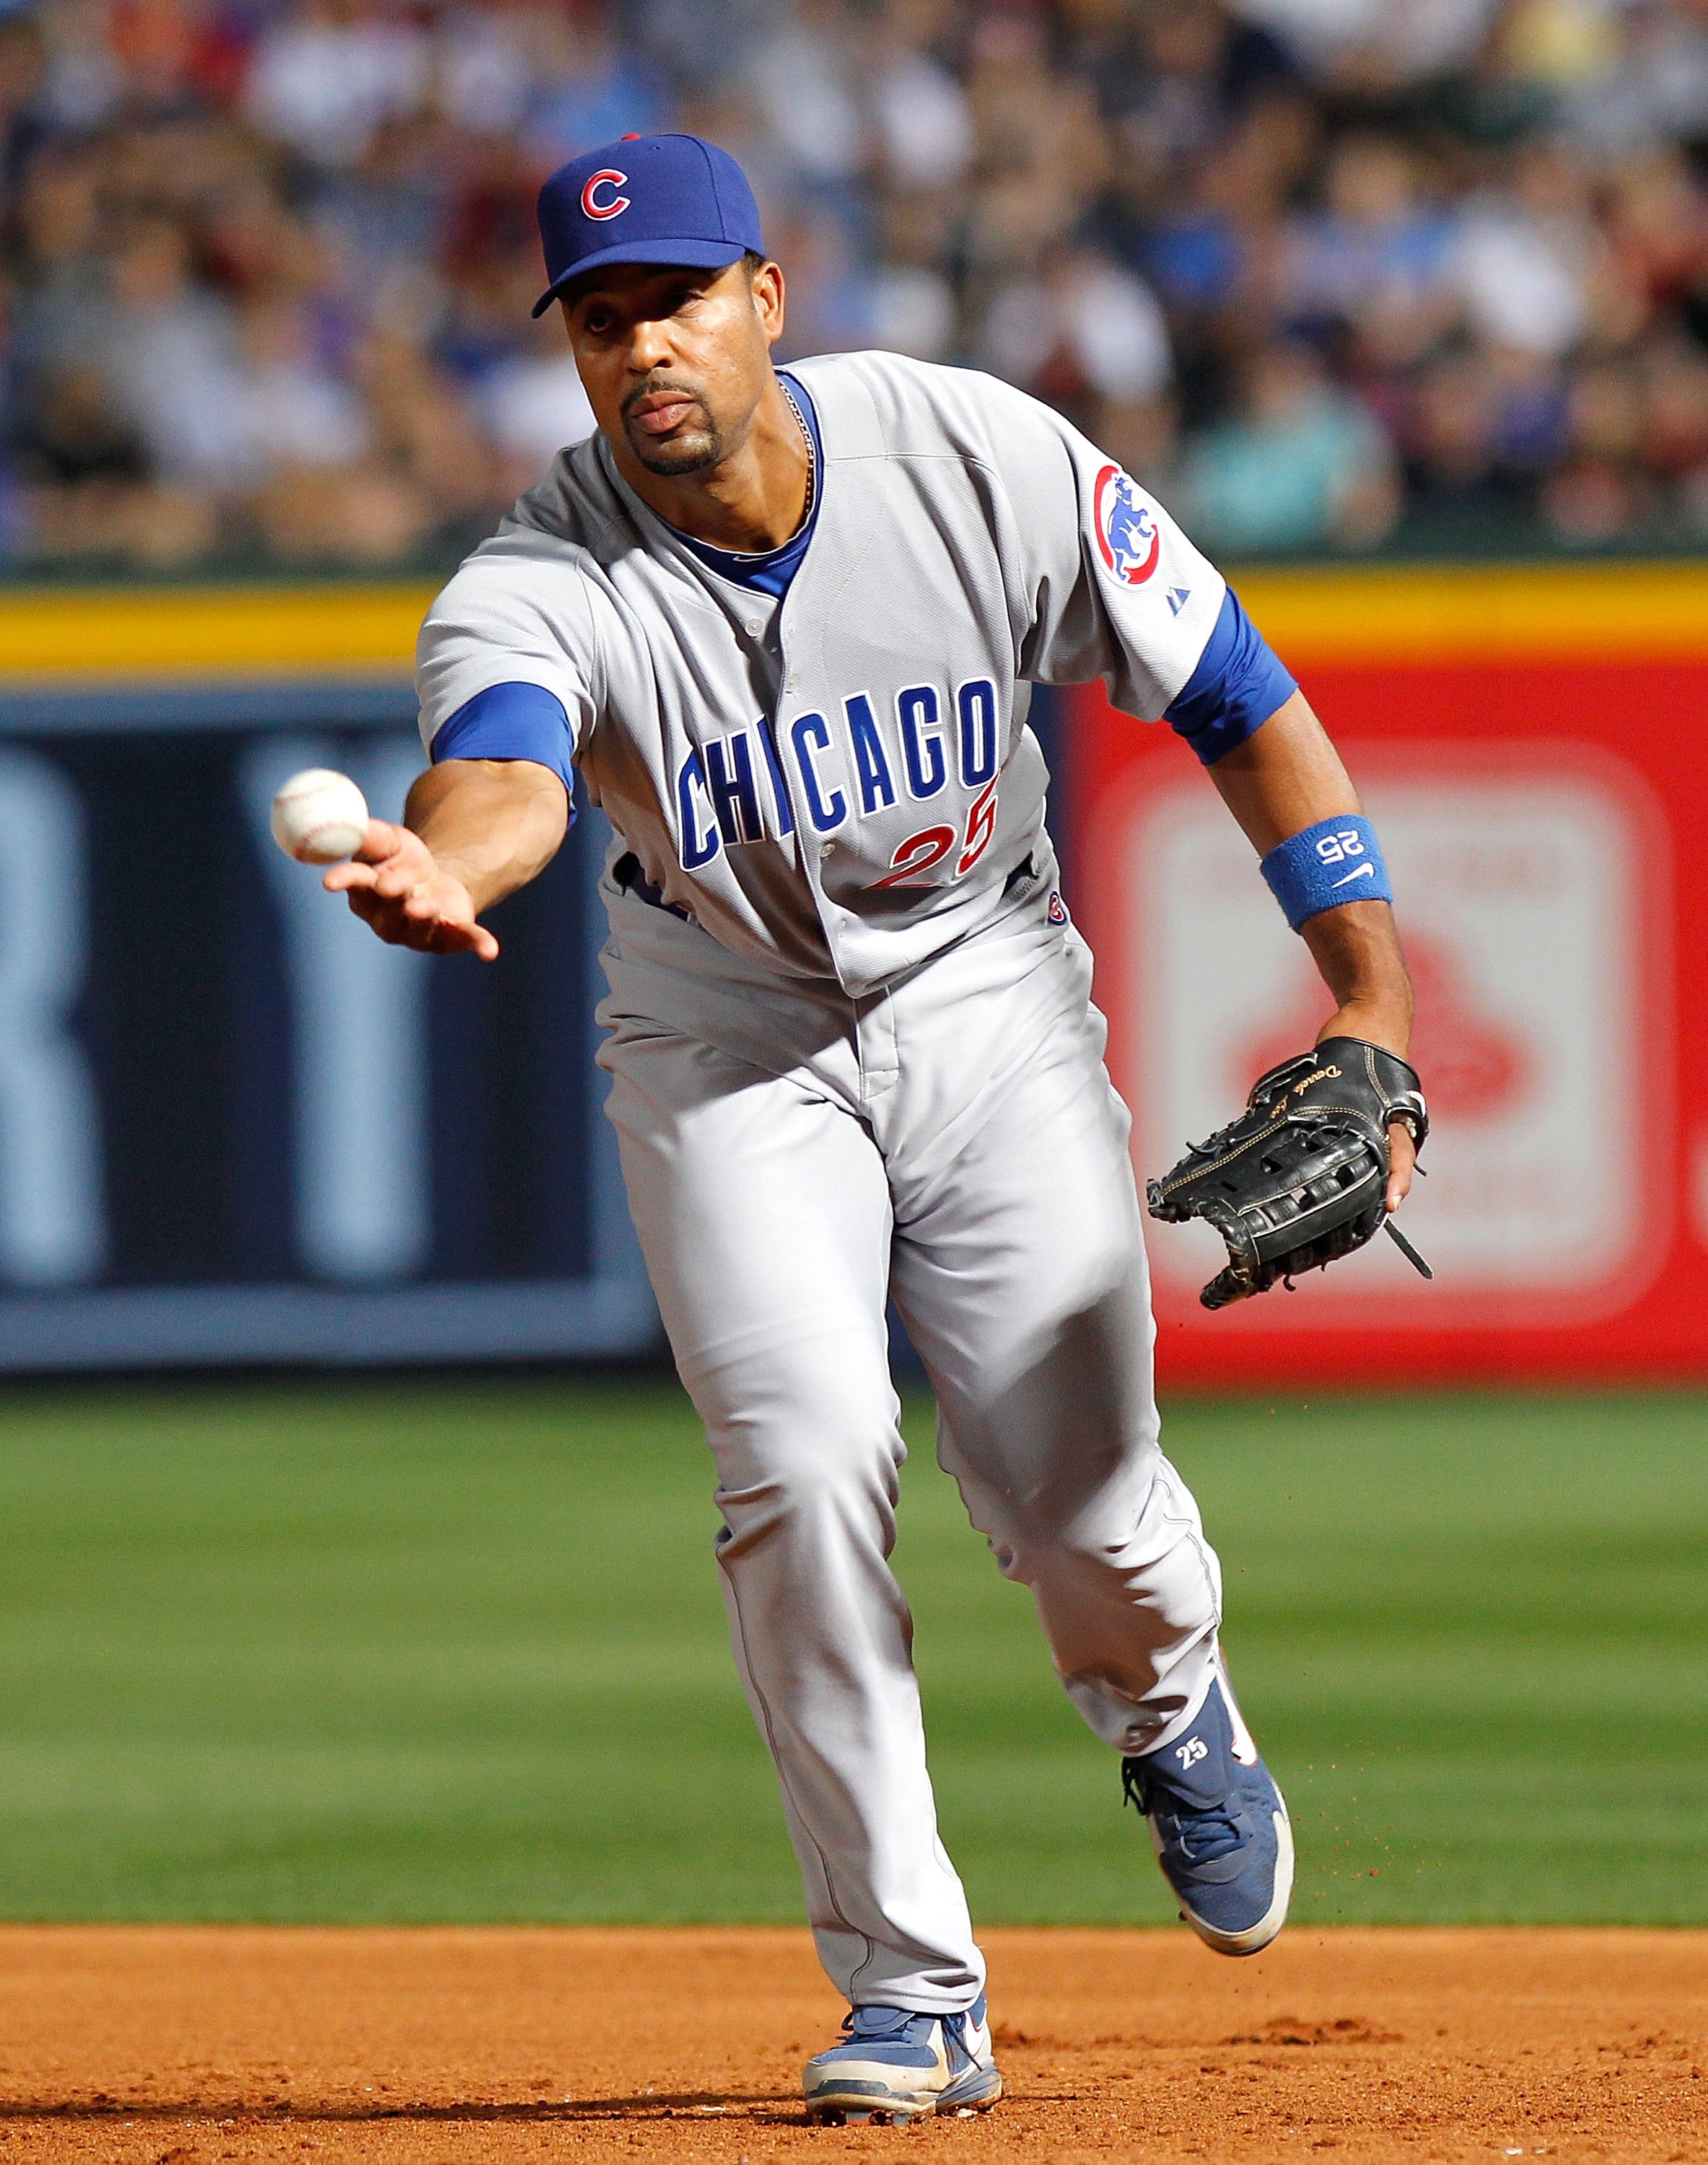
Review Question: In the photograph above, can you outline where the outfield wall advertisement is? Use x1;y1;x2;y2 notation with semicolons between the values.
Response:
2;567;1704;1379
1069;563;1708;1388
0;586;655;1368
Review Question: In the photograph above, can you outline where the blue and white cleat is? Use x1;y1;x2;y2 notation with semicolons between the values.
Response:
1122;1670;1293;1957
802;1994;1002;2124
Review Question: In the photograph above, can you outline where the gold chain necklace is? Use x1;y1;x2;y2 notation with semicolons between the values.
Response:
780;377;816;522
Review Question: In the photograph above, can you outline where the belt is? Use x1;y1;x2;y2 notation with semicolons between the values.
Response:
616;848;1038;923
614;852;693;922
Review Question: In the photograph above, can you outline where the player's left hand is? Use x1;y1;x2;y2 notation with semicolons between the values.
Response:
1385;1121;1416;1214
1316;1011;1416;1213
1148;1034;1429;1309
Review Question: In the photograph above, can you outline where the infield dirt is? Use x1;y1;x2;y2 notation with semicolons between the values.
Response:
0;1927;1701;2164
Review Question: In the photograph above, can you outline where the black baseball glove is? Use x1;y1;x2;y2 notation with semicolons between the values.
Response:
1146;1037;1431;1311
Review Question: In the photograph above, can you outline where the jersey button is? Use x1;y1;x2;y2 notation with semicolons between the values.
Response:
820;841;836;857
743;618;762;637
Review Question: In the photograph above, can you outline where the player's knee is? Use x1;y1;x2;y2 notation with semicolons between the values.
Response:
955;1392;1161;1557
696;1361;906;1556
978;1448;1168;1586
714;1451;901;1565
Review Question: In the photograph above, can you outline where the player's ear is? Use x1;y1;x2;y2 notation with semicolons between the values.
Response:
750;256;785;345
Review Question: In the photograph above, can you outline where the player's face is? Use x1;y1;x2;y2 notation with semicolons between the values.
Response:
560;260;785;478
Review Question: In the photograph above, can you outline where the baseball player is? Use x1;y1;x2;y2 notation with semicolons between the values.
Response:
327;134;1418;2124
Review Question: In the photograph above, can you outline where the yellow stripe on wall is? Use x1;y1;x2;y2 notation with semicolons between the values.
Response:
0;584;437;680
1235;561;1708;663
0;564;1703;682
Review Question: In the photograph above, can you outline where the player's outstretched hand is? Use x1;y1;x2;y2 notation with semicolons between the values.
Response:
323;820;500;961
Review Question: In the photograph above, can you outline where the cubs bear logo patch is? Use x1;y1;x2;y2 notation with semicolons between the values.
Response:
1092;465;1162;585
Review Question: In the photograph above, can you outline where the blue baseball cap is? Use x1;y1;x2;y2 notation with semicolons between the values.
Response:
532;134;764;318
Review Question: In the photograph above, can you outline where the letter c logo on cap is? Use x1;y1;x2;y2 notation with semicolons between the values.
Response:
581;169;630;221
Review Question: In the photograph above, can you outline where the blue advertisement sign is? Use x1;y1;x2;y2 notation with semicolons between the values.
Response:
0;674;658;1368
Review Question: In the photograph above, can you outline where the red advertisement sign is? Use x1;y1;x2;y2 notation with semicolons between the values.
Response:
1067;567;1708;1386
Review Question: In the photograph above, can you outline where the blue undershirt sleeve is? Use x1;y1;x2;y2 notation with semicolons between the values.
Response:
1162;587;1299;766
428;681;576;800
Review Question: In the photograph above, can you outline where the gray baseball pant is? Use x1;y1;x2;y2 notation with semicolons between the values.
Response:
597;886;1224;2012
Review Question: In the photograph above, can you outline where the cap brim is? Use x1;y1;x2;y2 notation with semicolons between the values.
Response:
531;237;749;317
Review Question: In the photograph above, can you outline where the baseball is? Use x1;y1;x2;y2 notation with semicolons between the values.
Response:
269;769;371;864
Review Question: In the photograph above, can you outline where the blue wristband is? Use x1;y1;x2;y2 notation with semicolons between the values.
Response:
1261;815;1392;932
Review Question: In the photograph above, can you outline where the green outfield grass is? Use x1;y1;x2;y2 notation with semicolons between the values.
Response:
0;1380;1701;1926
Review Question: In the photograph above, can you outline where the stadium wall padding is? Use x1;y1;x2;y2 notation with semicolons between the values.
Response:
1;564;1703;1376
0;582;654;1368
1067;560;1708;1386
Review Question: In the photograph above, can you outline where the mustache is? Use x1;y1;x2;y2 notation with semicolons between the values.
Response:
620;375;706;421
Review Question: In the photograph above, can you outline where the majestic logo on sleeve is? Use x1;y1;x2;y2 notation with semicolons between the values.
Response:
581;169;631;220
1093;464;1162;585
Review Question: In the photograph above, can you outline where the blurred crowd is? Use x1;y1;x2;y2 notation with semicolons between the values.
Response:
1;0;1707;571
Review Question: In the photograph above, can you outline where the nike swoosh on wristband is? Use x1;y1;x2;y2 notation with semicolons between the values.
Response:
1331;863;1376;888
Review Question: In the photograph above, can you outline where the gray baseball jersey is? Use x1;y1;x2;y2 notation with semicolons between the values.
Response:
416;351;1226;995
414;352;1244;2013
